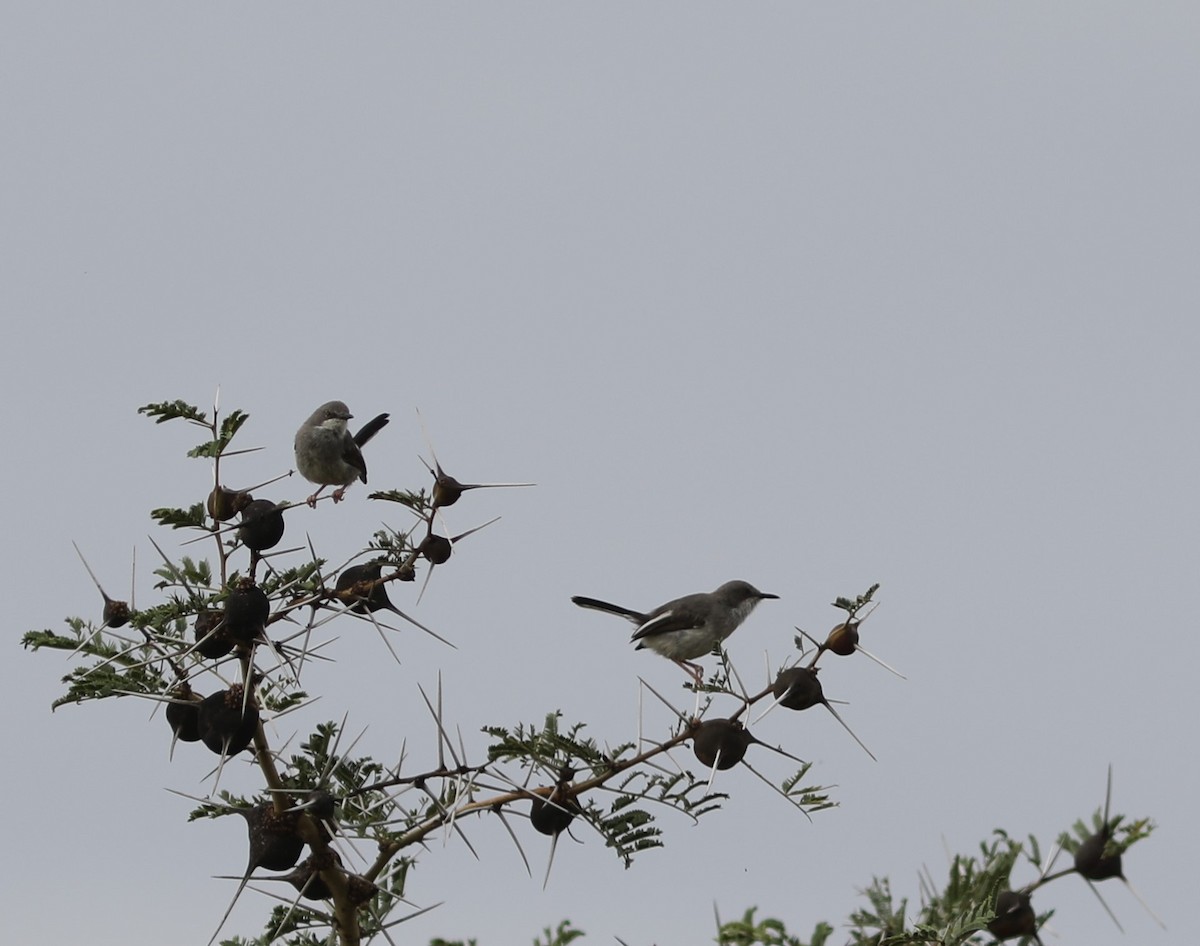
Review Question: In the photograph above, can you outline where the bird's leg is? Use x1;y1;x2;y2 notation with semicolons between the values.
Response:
305;486;327;508
331;486;348;503
676;659;705;688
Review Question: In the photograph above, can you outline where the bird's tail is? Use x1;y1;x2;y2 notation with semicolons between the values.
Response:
355;413;391;446
570;596;643;622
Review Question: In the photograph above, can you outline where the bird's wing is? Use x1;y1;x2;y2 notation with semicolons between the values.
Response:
631;606;703;641
341;433;368;482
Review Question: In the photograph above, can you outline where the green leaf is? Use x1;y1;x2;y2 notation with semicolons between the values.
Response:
831;583;880;616
368;489;432;513
533;920;584;946
150;504;207;530
138;400;209;425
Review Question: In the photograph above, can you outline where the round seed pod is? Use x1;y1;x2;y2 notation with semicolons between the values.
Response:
432;473;468;509
346;872;378;906
197;685;259;756
237;500;285;553
987;890;1037;941
193;608;233;659
283;851;341;900
224;579;269;643
335;563;392;614
772;667;824;711
420;534;453;565
103;598;130;629
824;621;859;657
691;718;752;770
1074;828;1122;881
208;486;252;522
300;789;338;823
165;687;203;743
530;792;578;836
243;802;304;872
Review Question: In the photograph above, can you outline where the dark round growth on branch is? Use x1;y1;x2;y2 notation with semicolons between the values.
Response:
530;791;578;836
1074;826;1123;881
283;851;342;900
193;608;233;659
207;485;252;522
102;598;130;629
432;473;469;509
165;686;203;744
237;500;285;553
987;890;1039;941
242;802;305;872
691;718;752;770
300;789;338;822
345;872;378;906
224;579;269;644
824;621;859;657
420;534;453;565
197;685;259;756
335;562;393;614
773;666;824;711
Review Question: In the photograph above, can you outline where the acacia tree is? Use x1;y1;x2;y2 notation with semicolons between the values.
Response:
23;398;1159;946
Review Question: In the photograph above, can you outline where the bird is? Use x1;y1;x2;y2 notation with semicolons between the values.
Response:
294;400;390;507
571;580;778;683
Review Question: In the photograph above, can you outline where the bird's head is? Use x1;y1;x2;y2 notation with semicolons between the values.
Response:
314;400;353;432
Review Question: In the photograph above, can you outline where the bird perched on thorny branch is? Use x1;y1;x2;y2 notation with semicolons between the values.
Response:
294;400;390;507
571;579;778;684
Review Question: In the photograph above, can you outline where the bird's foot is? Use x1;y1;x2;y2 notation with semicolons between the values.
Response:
678;660;706;689
331;487;347;503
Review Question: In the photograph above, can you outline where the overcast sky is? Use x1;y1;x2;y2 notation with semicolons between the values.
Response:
3;4;1196;945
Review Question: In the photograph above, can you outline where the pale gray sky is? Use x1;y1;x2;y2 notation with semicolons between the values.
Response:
3;4;1196;945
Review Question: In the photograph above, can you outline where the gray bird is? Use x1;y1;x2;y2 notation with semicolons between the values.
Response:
294;400;390;507
571;580;778;683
